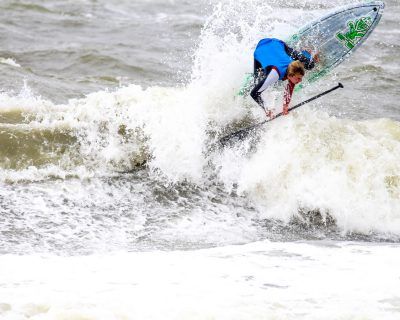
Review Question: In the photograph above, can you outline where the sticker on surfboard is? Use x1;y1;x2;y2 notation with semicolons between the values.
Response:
336;16;373;49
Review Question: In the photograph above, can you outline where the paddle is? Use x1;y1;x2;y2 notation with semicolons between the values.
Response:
219;82;344;146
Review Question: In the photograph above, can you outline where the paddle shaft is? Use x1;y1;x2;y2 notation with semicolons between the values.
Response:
219;83;344;146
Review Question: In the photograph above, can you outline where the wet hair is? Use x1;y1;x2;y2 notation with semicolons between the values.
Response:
287;60;305;76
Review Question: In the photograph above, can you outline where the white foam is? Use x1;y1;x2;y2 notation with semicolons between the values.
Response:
0;57;21;68
1;241;400;320
216;110;400;234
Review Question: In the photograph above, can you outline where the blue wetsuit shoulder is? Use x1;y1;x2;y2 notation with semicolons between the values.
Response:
254;38;293;80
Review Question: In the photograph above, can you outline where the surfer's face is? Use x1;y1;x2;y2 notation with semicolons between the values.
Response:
288;74;303;84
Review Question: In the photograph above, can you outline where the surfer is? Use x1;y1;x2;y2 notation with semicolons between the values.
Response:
250;38;318;118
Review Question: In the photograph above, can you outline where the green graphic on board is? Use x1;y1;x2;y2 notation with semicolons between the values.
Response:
336;16;373;49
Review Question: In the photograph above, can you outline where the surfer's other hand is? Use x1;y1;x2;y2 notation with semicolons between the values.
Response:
282;104;289;115
313;52;320;63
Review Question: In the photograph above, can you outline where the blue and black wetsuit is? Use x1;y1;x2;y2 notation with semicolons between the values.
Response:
250;38;315;109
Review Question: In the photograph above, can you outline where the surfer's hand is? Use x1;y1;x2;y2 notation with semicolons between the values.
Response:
282;104;289;115
265;109;274;120
312;52;320;63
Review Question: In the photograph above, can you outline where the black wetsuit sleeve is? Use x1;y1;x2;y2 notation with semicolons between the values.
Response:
284;43;315;70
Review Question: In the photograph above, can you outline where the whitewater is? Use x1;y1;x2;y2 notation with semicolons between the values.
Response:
0;0;399;319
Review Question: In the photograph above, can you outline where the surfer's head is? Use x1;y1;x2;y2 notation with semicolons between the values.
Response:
287;61;305;84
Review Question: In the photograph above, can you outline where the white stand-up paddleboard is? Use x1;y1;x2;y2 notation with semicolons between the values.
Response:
239;1;385;95
288;1;385;85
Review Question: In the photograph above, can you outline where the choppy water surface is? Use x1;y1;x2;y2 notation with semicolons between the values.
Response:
0;0;399;319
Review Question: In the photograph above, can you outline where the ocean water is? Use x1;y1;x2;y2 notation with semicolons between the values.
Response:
0;0;399;319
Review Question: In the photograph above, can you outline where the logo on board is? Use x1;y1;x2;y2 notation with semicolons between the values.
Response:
336;16;373;49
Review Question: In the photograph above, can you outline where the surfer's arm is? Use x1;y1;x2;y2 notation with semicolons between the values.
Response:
256;68;280;93
282;81;295;115
284;43;315;70
250;68;280;109
250;68;280;119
